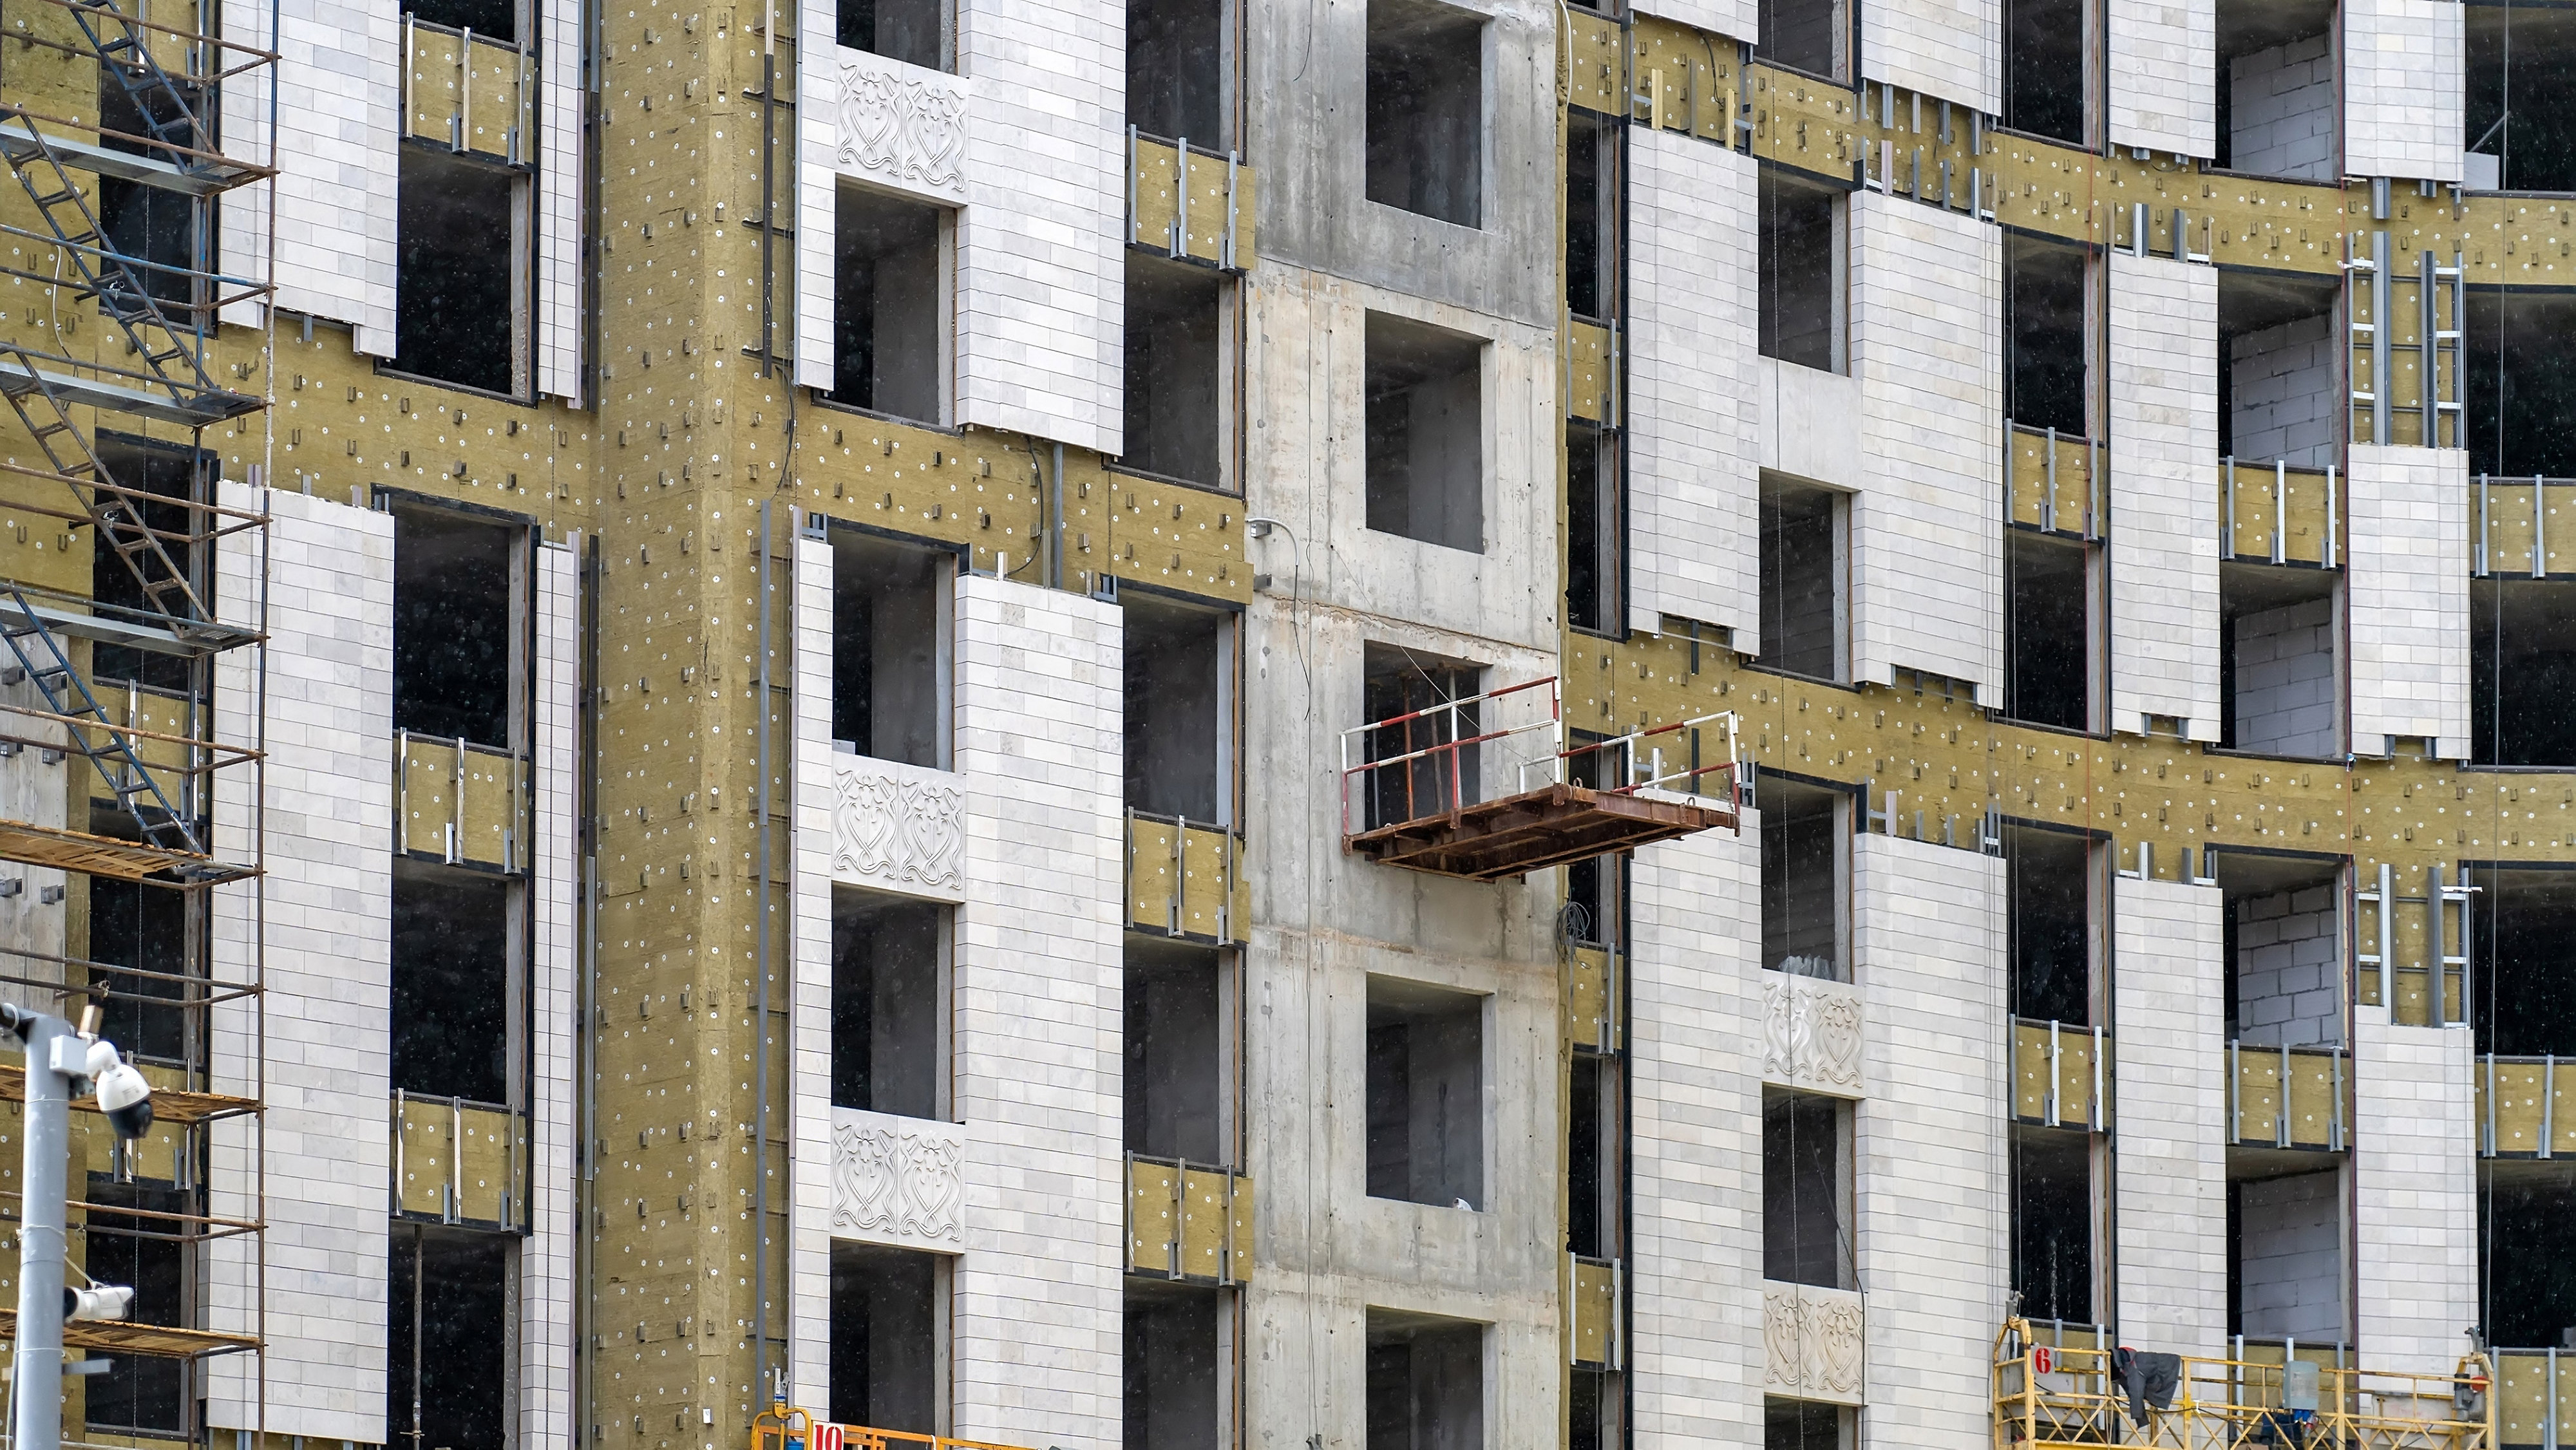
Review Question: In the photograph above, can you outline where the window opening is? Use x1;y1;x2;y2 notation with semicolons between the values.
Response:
1759;476;1846;682
1360;645;1482;830
388;1226;513;1450
395;146;522;397
1364;1311;1486;1450
1365;976;1484;1209
830;1242;944;1433
1759;169;1844;374
831;528;951;769
829;184;949;424
1364;0;1486;227
1364;313;1484;552
1123;257;1228;490
1759;775;1846;979
2215;0;2335;177
1763;1089;1852;1289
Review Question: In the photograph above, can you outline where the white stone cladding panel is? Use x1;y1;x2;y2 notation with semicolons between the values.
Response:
2348;446;2470;757
1759;357;1864;491
2345;0;2463;182
220;0;398;352
2239;1168;2344;1341
205;484;395;1442
2110;251;2221;740
2109;0;2215;156
794;0;841;391
522;539;580;1450
951;574;1123;1450
1628;129;1757;647
1853;834;2003;1448
2230;314;2339;467
2230;37;2337;181
2235;884;2342;1046
1636;0;1756;47
955;0;1124;453
1631;814;1763;1450
2112;876;2224;1358
790;532;835;1408
1850;194;2001;702
1861;0;1997;113
2352;1010;2476;1373
537;0;583;400
2233;599;2338;758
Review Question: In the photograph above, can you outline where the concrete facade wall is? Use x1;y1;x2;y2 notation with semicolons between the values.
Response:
2349;446;2472;757
2239;1169;2345;1342
1627;129;1759;646
2351;1008;2477;1374
2229;313;2339;467
2233;885;2342;1046
2344;0;2465;182
1631;814;1763;1450
2230;37;2337;180
2108;0;2215;157
206;484;396;1444
2111;876;2224;1358
1850;194;2002;702
2232;598;2338;758
1853;834;2003;1447
2110;251;2221;740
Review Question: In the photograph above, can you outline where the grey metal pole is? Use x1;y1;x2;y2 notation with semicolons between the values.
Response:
12;1008;71;1450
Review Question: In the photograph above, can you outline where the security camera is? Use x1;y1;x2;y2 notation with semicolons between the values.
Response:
63;1284;132;1323
90;1050;153;1141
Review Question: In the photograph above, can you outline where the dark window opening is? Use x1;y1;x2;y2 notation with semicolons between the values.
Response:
395;146;518;396
2467;2;2576;193
830;1242;942;1434
2468;290;2576;480
1126;941;1226;1163
1127;0;1223;142
2481;1171;2576;1348
2219;270;2338;466
1365;977;1484;1209
1566;420;1620;634
2010;1125;2094;1323
389;1227;511;1450
1764;1399;1851;1450
1124;593;1229;822
2005;530;2092;732
97;75;202;319
1365;312;1484;552
404;0;516;42
392;501;518;747
2003;0;2085;142
831;529;948;768
1365;1312;1485;1450
832;892;943;1120
830;184;947;424
840;0;942;68
1365;0;1485;227
1763;1090;1850;1289
2007;825;2093;1026
1361;645;1481;830
2468;867;2576;1057
1125;1284;1222;1450
1567;1053;1605;1258
90;876;193;1066
82;1178;192;1435
391;864;515;1103
90;434;204;692
1123;257;1226;489
1570;1369;1616;1450
1566;113;1614;321
1759;776;1845;979
2217;0;2335;178
2230;1168;2345;1341
1565;837;1622;949
2474;580;2576;768
1759;476;1844;681
1759;169;1841;373
1755;0;1846;79
2005;233;2088;438
2221;565;2337;757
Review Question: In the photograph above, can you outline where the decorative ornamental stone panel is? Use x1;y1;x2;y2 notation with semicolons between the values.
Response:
1761;970;1864;1098
1763;1281;1866;1406
832;45;969;205
829;752;967;901
830;1106;965;1252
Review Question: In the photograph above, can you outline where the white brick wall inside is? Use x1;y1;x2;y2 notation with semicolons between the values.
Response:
2110;250;2221;740
2111;876;2224;1359
2347;446;2471;757
2108;0;2215;158
2351;1008;2477;1374
205;484;396;1444
2344;0;2465;182
1854;834;2003;1449
2238;1167;2345;1343
2231;598;2338;758
2229;36;2336;181
2233;884;2343;1047
1850;193;2002;703
1627;128;1758;648
2229;313;2339;467
1630;813;1763;1450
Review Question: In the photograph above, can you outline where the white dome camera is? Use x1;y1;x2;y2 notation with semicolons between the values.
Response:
88;1043;153;1141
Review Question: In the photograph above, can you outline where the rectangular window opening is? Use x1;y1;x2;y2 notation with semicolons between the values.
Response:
840;0;945;68
830;183;951;425
1125;1283;1224;1450
391;862;520;1104
831;892;947;1120
2472;580;2576;767
1126;939;1231;1163
2009;1124;2095;1324
1566;113;1615;322
1567;1053;1615;1259
1122;256;1229;491
1754;0;1847;80
1365;975;1485;1209
2003;0;2086;143
1361;644;1482;829
2004;530;2095;733
2005;825;2096;1027
1763;1089;1852;1289
1364;312;1484;552
2466;2;2576;193
1566;420;1621;635
2468;290;2576;478
1364;0;1486;227
2214;853;2344;1048
2220;565;2338;757
1759;775;1847;980
830;1241;945;1434
1758;476;1846;682
395;145;524;397
81;1179;194;1436
404;0;520;42
831;528;951;768
2217;0;2336;178
388;1227;514;1450
2005;232;2090;438
1764;1399;1855;1450
96;73;203;321
2479;1171;2576;1348
1364;1310;1486;1450
1127;0;1225;142
2466;866;2576;1057
2219;271;2338;464
2230;1168;2345;1341
392;499;524;748
90;433;206;693
89;876;194;1066
1758;170;1844;375
1124;593;1231;823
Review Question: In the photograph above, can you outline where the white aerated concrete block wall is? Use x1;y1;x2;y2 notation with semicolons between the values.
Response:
220;0;399;351
2352;1008;2476;1374
1628;129;1758;647
2349;446;2470;757
789;534;836;1408
2344;0;2464;182
206;484;395;1444
522;540;581;1450
2112;876;2224;1359
1854;834;2003;1448
951;574;1124;1450
2230;314;2340;466
2109;0;2214;157
1862;0;1998;113
1851;194;2002;702
2110;252;2220;740
2230;37;2337;180
2232;599;2338;758
2238;1169;2345;1342
956;0;1125;453
1631;814;1763;1450
2233;885;2342;1046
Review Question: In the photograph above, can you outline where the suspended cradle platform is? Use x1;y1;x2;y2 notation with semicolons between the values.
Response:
1345;782;1733;881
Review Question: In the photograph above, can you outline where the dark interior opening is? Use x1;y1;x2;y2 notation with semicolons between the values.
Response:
1566;420;1619;635
831;530;947;767
830;184;945;423
1365;977;1484;1209
2474;579;2576;767
2469;867;2576;1057
1124;1283;1220;1450
1759;775;1844;979
391;863;513;1103
91;435;202;691
1567;1052;1604;1258
2481;1169;2576;1348
2221;564;2337;757
96;74;201;318
405;0;517;41
1361;645;1482;829
840;0;942;68
393;501;515;747
830;1241;941;1433
832;892;943;1119
389;1227;511;1450
1126;940;1226;1162
2215;0;2336;177
1123;594;1227;824
2218;270;2338;464
2007;825;2092;1026
2010;1125;2094;1323
1756;0;1845;79
1759;169;1839;373
2003;0;2085;142
2004;530;2090;732
1566;113;1613;322
1763;1089;1849;1289
1760;477;1842;681
1364;0;1485;227
90;876;191;1065
395;146;515;395
1764;1398;1847;1450
1124;257;1225;487
2005;232;2088;437
2467;3;2576;193
1364;312;1484;552
82;1178;191;1434
1127;0;1222;142
2469;290;2576;479
1365;1312;1484;1450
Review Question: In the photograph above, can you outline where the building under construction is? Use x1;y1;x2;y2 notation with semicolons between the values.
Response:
0;0;2560;1446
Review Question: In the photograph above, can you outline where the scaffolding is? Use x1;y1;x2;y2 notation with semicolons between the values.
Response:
0;0;275;1436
